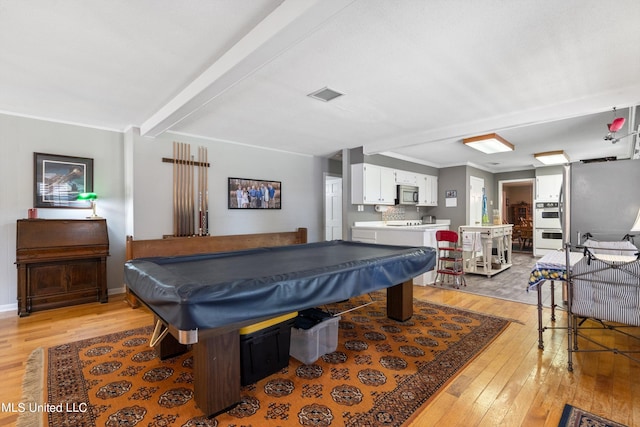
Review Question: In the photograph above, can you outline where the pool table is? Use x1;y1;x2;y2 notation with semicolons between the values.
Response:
124;239;436;416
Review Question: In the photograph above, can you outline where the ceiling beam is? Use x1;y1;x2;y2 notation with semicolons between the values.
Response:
140;0;355;138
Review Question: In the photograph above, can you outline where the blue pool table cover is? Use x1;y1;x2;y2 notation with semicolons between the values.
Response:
124;240;436;331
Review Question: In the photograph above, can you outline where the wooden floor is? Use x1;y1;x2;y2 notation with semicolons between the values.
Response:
1;288;639;427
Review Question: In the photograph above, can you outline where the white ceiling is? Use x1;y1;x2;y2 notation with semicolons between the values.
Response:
2;0;640;172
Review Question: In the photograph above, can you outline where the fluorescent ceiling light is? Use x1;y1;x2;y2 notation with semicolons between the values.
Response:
534;150;570;165
462;133;514;154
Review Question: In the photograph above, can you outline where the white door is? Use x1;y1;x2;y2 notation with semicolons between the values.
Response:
469;176;484;226
325;176;343;240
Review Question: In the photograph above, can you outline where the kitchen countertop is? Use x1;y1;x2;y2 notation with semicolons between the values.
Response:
353;220;450;231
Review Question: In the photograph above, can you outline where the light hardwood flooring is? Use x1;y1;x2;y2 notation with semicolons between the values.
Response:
1;287;639;426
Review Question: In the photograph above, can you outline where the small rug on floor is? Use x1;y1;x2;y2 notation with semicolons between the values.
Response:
432;252;564;307
29;293;509;426
558;404;627;427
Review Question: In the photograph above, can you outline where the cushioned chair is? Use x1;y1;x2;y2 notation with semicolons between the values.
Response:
434;230;466;288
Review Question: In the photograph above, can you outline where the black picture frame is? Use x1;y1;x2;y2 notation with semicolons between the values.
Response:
34;152;94;208
228;177;281;209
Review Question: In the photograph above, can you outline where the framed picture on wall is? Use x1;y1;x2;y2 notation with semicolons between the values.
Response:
228;177;281;209
34;152;94;208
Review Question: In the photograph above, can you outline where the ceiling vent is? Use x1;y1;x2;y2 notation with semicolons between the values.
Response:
307;87;344;102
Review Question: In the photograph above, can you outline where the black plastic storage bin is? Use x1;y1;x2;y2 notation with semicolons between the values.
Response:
239;312;297;386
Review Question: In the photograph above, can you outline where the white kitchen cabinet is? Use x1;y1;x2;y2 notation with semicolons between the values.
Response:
351;164;396;205
427;175;438;205
351;229;377;244
351;223;450;285
394;170;417;186
535;174;562;201
417;174;438;206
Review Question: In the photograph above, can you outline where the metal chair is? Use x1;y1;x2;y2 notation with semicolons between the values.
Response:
434;230;466;288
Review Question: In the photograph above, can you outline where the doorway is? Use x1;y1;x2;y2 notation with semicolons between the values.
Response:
324;175;342;241
499;179;534;253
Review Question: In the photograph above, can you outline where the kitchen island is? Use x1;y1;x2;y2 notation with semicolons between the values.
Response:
458;224;513;277
351;220;450;285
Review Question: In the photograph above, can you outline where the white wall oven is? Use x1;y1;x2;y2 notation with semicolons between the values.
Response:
534;201;562;255
534;201;560;228
534;228;563;251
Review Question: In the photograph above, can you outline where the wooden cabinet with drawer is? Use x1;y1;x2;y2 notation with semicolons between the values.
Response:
16;218;109;316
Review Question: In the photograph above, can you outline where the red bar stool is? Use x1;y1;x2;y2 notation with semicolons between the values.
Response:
434;230;466;288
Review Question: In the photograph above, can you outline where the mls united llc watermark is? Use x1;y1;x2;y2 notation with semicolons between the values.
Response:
2;402;88;413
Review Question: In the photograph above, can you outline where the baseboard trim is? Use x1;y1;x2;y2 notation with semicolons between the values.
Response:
0;302;17;314
109;286;126;296
0;287;127;313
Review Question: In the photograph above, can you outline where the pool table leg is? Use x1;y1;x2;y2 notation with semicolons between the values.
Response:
387;279;413;321
193;329;241;417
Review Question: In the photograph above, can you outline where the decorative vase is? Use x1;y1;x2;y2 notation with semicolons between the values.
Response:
481;188;489;225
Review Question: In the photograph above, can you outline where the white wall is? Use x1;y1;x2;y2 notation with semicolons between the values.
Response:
0;114;326;311
0;114;125;311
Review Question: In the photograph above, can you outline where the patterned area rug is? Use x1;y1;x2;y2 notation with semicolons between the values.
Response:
558;404;627;427
43;294;509;426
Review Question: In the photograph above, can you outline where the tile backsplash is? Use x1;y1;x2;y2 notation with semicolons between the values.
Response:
381;206;405;221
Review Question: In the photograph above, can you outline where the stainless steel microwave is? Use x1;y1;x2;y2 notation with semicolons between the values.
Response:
396;185;419;205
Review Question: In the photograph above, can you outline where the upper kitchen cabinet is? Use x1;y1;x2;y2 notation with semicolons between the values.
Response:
417;174;438;206
351;164;396;205
535;174;562;201
394;170;417;186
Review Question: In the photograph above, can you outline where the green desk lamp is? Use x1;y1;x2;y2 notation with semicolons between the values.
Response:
77;192;99;218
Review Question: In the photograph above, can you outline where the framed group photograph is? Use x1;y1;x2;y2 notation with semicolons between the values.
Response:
228;177;281;209
34;152;94;208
